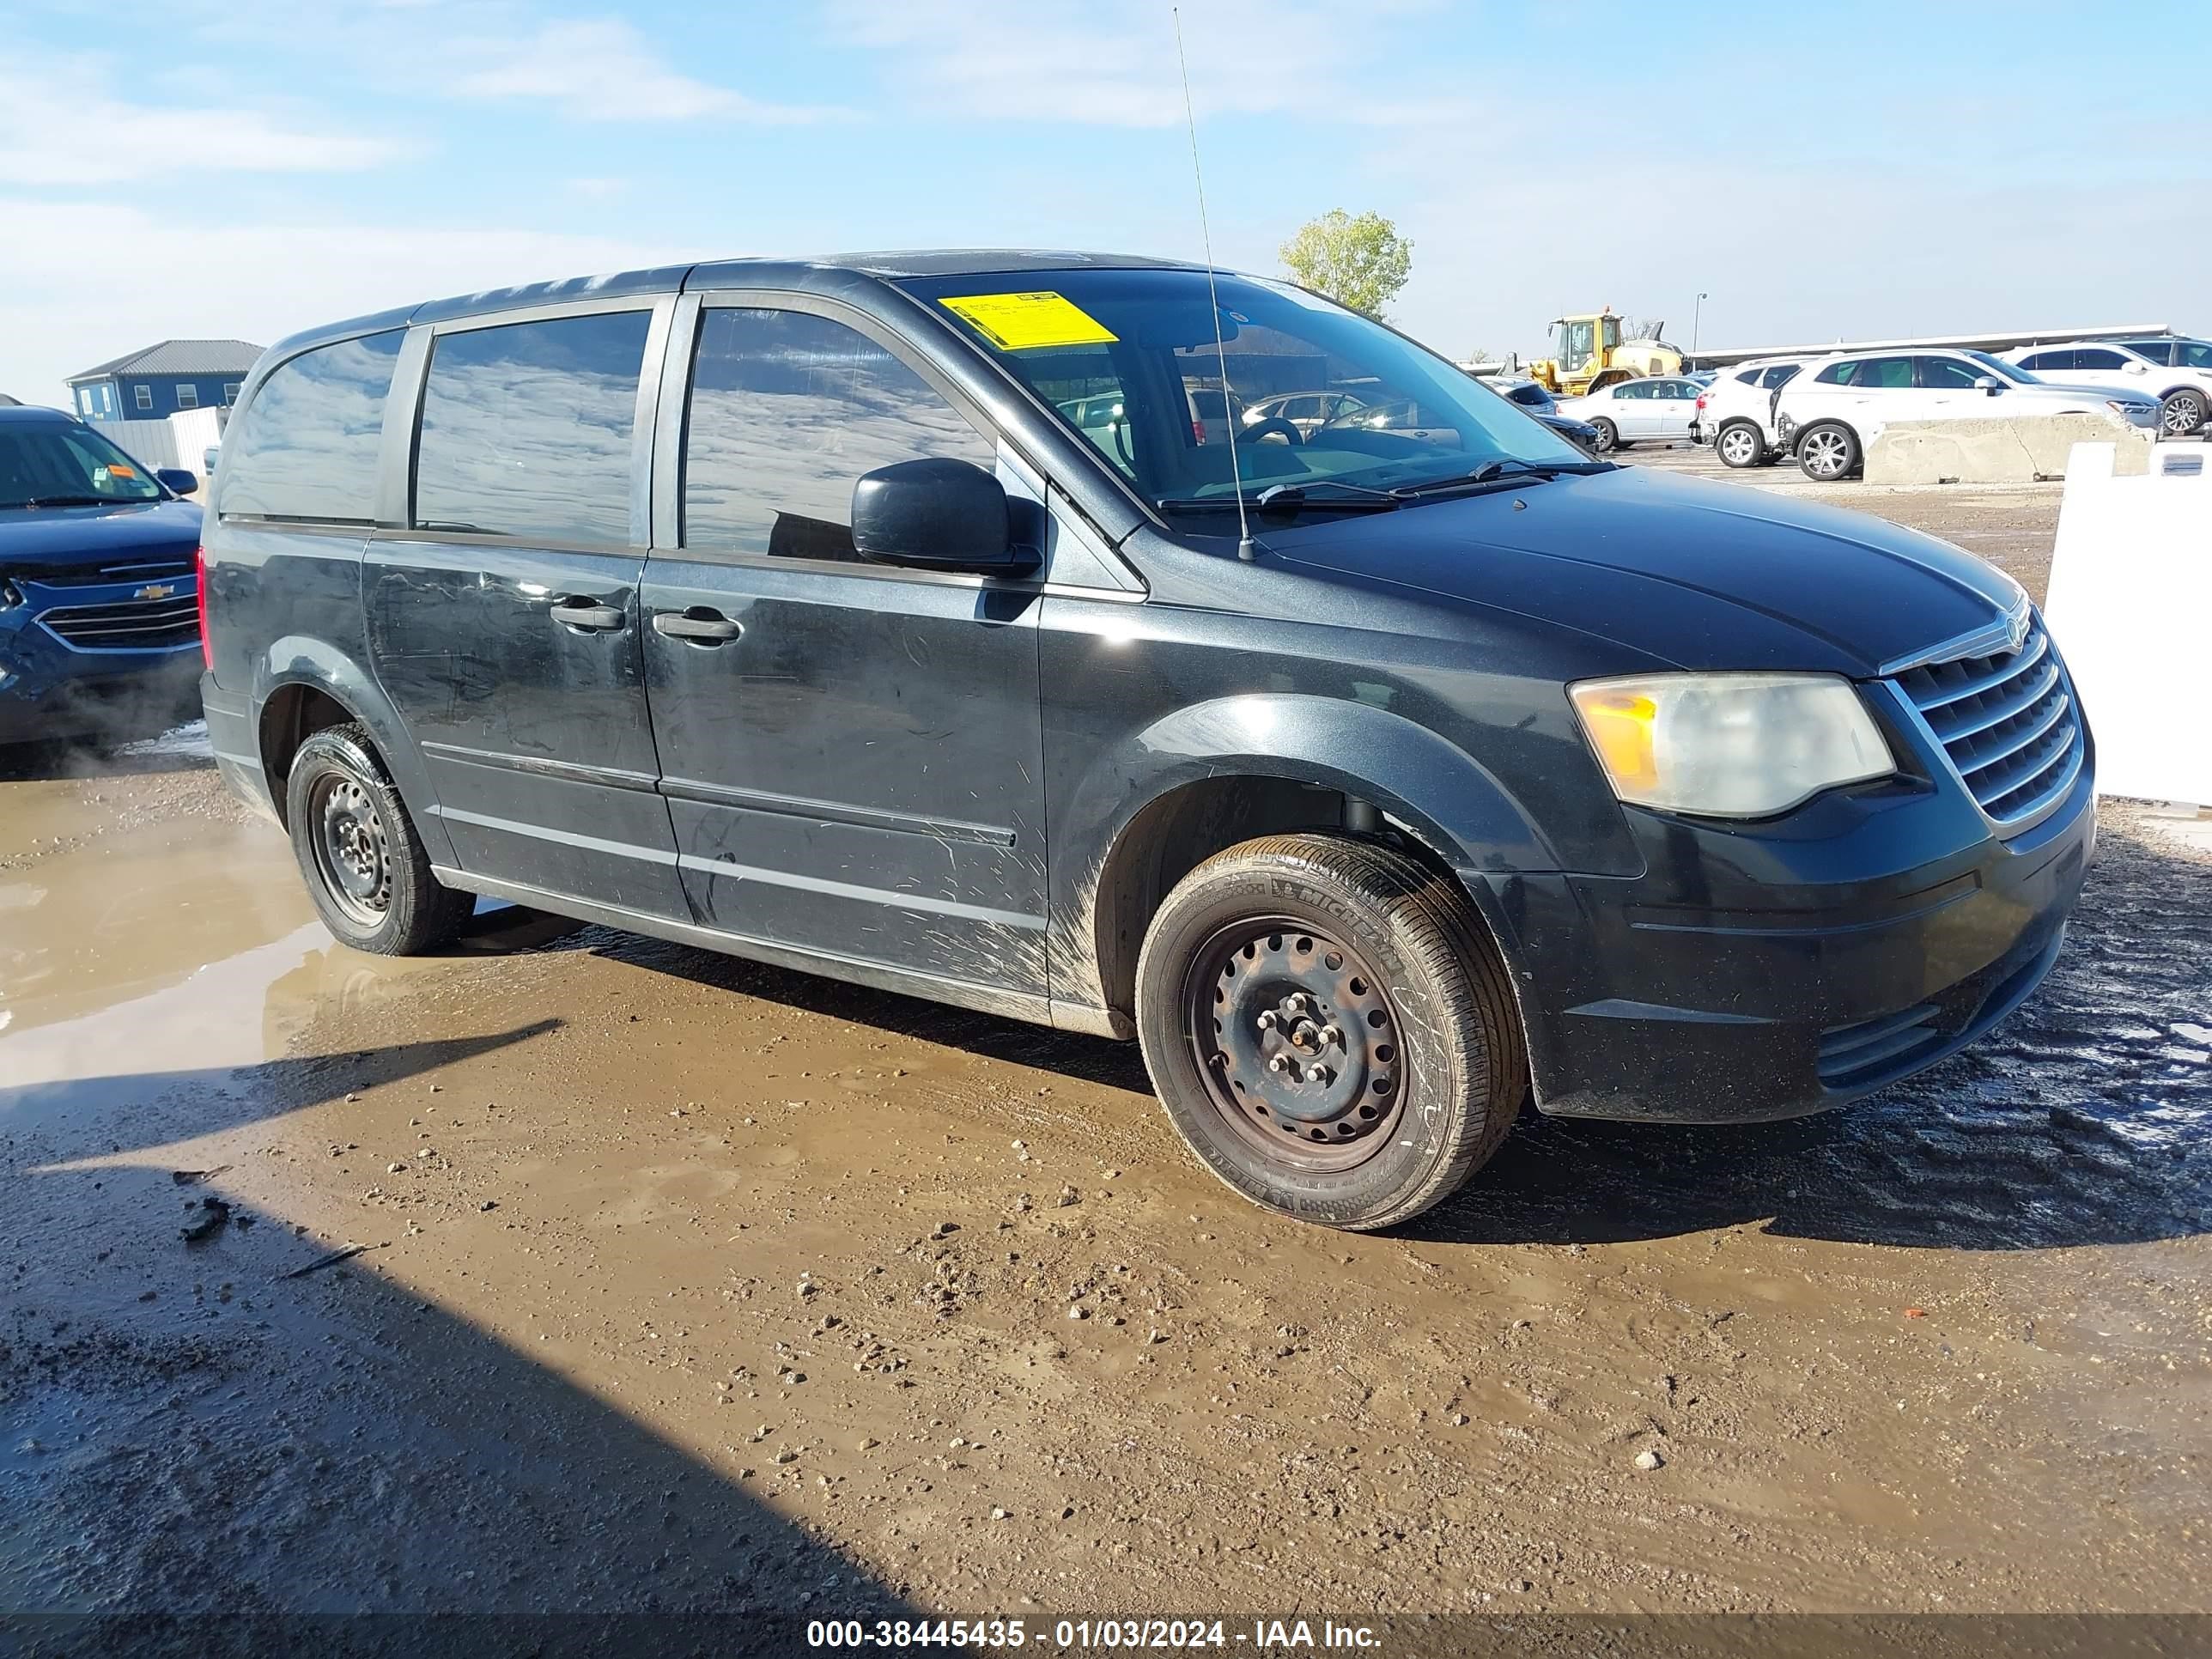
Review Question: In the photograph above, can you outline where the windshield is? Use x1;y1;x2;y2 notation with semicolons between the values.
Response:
1965;350;2040;386
904;268;1588;515
2172;340;2212;369
0;421;166;508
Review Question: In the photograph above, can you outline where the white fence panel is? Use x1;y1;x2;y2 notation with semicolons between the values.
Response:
97;418;182;471
2043;442;2212;808
168;406;226;480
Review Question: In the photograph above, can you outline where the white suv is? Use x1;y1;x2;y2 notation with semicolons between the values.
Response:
2002;341;2210;436
1695;358;1807;469
1776;348;2162;481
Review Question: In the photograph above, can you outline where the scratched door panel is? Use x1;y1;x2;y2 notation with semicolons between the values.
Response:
642;556;1049;999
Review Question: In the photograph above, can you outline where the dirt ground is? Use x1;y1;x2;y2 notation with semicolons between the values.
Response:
3;476;2208;1643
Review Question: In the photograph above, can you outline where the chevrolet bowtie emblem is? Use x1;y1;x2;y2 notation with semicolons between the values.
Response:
134;582;176;601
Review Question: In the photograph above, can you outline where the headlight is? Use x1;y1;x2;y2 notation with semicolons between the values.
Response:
1569;672;1894;817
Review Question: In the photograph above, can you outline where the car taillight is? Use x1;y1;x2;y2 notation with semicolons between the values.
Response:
1695;393;1708;410
1192;418;1206;444
195;545;211;669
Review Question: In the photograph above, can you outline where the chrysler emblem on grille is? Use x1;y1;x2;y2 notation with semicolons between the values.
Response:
2005;608;2030;652
134;582;176;601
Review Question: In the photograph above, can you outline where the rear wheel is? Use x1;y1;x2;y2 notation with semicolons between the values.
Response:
1717;422;1765;469
1135;834;1526;1231
1796;422;1860;481
1588;417;1619;453
285;722;472;955
2161;388;2207;436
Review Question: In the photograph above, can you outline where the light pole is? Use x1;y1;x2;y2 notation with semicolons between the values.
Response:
1692;291;1710;356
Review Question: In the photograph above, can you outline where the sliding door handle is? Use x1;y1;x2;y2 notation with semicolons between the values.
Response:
550;596;626;632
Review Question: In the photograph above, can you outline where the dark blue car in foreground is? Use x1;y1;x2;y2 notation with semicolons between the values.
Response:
0;404;206;744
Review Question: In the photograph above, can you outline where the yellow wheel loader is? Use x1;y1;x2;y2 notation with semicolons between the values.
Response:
1526;308;1684;397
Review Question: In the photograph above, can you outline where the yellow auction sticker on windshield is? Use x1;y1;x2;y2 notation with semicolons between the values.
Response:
939;291;1117;352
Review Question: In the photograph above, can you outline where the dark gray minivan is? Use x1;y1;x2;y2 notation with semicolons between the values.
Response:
201;252;2094;1231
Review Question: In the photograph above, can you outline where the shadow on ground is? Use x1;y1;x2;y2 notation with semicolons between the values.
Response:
1;1019;922;1636
602;819;2211;1254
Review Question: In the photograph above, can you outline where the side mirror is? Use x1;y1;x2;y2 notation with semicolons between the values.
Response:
2124;360;2148;375
851;458;1036;574
1973;376;2003;395
156;467;199;495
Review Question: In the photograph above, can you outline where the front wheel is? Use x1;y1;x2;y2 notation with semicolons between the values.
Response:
285;722;473;955
1796;422;1861;481
1135;834;1526;1231
2162;389;2207;436
1588;417;1619;453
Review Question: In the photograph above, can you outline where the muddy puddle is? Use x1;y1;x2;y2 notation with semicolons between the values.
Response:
3;727;2208;1619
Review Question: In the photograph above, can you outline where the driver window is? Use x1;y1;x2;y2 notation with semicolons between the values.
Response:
683;307;994;561
1916;356;1984;390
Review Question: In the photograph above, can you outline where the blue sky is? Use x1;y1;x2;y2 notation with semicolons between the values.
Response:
3;0;2205;405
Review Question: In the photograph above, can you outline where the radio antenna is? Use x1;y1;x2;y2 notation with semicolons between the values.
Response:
1173;6;1259;562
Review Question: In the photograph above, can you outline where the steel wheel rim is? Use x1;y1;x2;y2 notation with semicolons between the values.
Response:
1182;916;1407;1174
1720;428;1756;465
310;773;392;927
1804;432;1847;477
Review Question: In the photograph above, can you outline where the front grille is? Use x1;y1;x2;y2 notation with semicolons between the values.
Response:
1891;613;2083;826
38;592;200;651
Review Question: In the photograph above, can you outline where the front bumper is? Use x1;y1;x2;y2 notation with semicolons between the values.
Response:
1486;747;2096;1124
0;642;203;744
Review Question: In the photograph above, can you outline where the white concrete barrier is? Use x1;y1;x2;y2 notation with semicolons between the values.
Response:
2043;442;2211;808
1864;415;2154;485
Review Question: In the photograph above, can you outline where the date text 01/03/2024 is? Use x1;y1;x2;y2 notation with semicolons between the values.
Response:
804;1618;1383;1649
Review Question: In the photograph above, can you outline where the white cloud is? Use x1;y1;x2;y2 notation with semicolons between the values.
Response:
0;198;698;407
826;0;1434;127
0;50;407;185
450;20;847;122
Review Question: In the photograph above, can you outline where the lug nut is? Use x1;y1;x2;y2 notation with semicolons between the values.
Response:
1304;1063;1331;1085
1320;1024;1344;1048
1256;1011;1278;1031
1268;1054;1294;1074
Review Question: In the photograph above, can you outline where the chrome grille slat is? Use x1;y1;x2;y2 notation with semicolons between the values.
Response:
1889;612;2087;830
1928;657;2060;744
1958;690;2071;775
1911;629;2049;711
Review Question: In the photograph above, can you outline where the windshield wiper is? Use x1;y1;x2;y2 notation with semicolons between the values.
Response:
1470;457;1614;481
1158;483;1399;516
1386;459;1610;501
11;495;119;509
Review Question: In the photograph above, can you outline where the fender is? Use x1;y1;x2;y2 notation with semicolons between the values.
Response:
251;635;458;866
1046;693;1620;1032
1085;693;1565;876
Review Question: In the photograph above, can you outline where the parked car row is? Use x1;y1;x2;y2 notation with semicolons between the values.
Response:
1686;339;2189;481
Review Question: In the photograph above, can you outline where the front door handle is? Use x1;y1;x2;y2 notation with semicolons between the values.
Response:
653;609;743;644
551;596;626;632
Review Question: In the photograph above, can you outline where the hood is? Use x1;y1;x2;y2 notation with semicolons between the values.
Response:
1265;465;2023;677
2009;380;2154;404
0;499;203;574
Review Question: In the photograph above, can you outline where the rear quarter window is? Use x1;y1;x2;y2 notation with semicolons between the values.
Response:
216;331;403;521
413;310;652;544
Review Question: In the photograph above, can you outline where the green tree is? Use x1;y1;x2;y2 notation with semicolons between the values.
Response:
1278;210;1413;320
